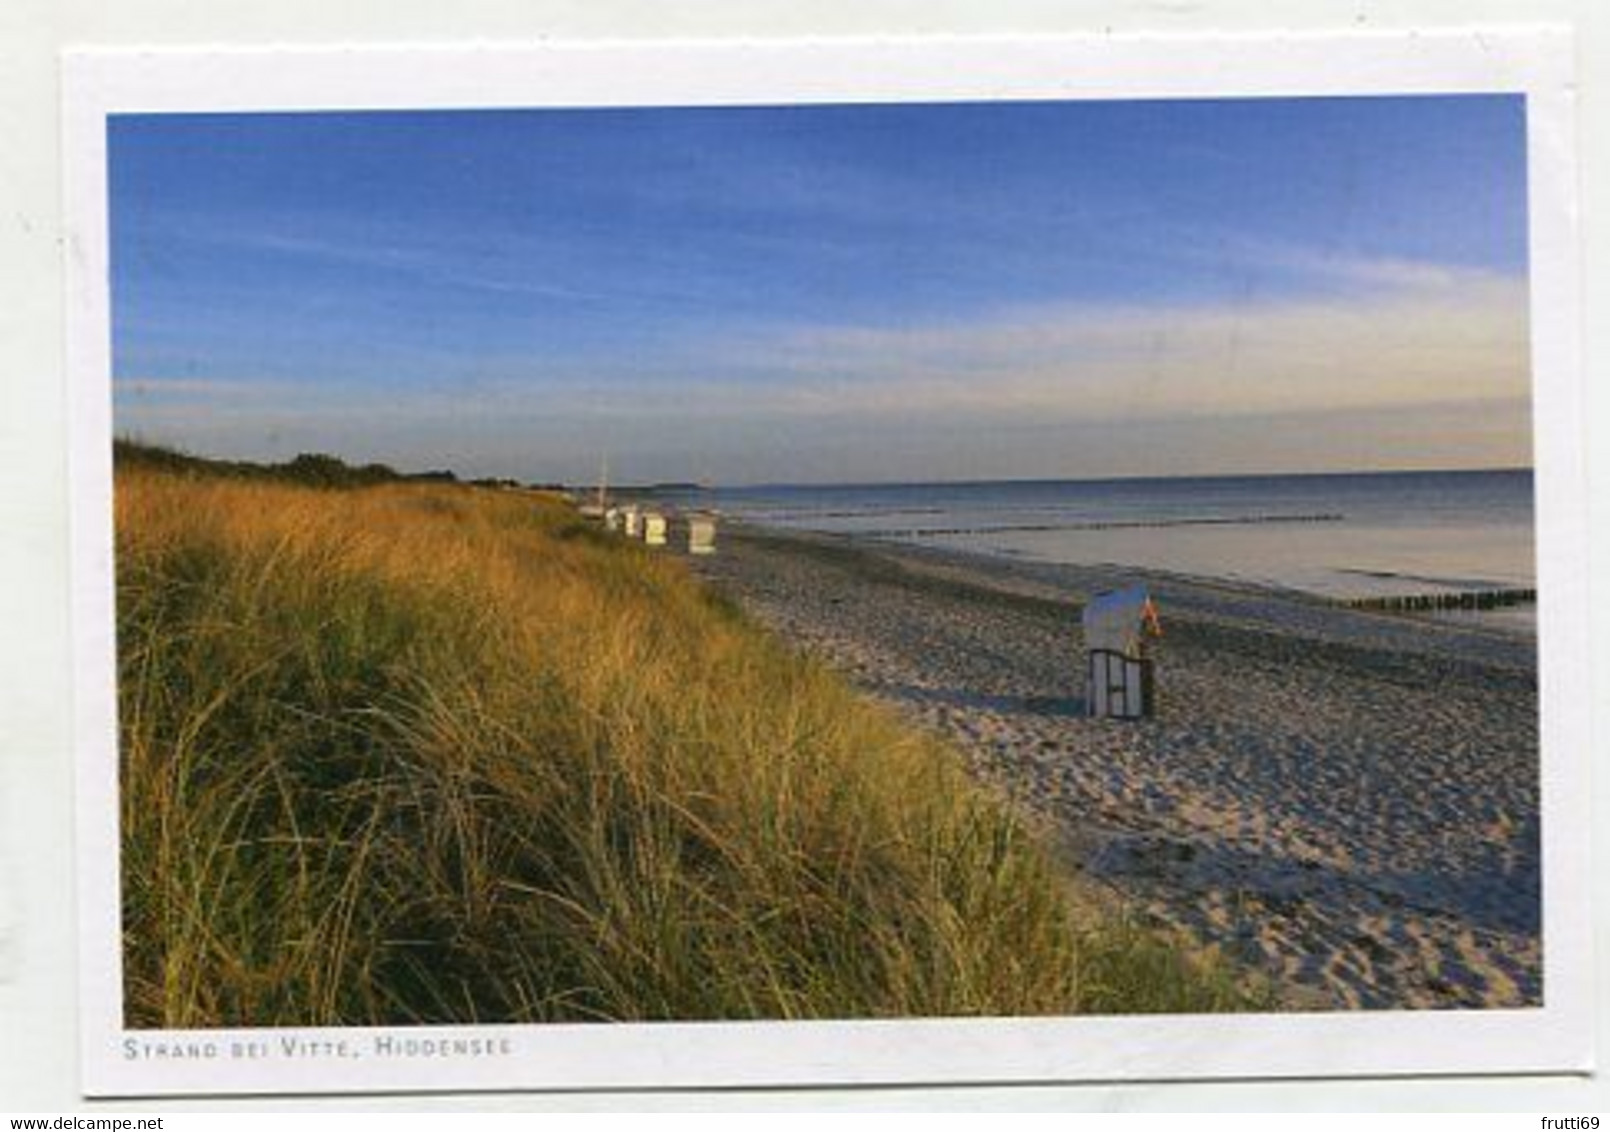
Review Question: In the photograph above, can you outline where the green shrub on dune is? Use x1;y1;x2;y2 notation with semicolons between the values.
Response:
117;463;1253;1028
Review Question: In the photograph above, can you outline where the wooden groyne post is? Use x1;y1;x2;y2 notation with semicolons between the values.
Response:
1335;587;1536;614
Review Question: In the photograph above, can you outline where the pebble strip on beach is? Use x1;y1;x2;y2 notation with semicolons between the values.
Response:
691;525;1541;1011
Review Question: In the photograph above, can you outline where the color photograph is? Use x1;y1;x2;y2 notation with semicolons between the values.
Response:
105;92;1541;1034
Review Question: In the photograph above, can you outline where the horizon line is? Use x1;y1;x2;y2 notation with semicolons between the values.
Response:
627;463;1536;493
113;436;1532;493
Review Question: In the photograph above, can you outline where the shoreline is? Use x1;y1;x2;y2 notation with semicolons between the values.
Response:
690;521;1541;1011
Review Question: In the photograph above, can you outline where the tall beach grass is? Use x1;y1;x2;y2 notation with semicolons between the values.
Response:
117;460;1256;1027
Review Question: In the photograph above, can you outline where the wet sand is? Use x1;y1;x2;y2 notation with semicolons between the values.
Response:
690;525;1541;1010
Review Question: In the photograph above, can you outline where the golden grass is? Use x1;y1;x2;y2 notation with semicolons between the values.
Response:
117;466;1256;1027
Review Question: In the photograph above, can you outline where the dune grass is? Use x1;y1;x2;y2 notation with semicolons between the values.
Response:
116;462;1257;1027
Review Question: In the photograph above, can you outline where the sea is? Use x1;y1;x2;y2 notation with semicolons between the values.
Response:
687;469;1538;633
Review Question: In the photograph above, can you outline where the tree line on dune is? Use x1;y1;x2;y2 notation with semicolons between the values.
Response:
113;439;567;493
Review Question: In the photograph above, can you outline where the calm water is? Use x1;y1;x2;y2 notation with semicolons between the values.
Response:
694;469;1536;616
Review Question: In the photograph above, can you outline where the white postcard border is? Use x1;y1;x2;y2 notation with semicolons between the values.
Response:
63;30;1592;1097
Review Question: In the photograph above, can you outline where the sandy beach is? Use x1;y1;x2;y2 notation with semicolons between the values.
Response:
691;524;1541;1011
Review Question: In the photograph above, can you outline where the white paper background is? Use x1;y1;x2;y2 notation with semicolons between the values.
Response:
4;0;1608;1113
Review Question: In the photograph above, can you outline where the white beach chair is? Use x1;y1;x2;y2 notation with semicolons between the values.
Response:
687;514;717;556
643;511;668;547
1083;585;1162;720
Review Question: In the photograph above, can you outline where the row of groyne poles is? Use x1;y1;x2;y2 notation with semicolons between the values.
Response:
1334;587;1536;613
584;502;719;556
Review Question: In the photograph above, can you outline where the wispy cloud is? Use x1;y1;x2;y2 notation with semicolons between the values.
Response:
588;265;1530;424
114;376;306;401
124;212;707;312
1203;235;1517;293
116;264;1531;483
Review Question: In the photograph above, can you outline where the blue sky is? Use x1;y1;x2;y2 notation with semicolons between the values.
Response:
110;96;1531;484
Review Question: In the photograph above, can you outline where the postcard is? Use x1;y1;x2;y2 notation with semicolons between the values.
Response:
62;30;1591;1097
